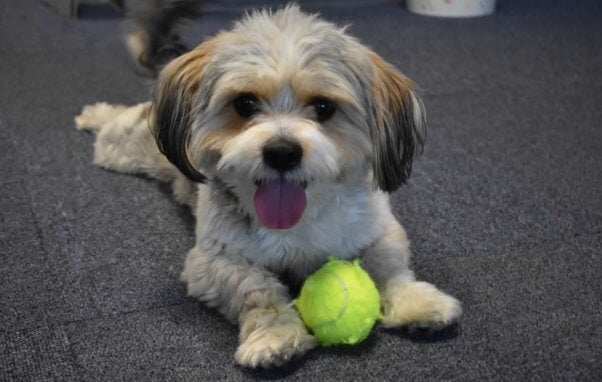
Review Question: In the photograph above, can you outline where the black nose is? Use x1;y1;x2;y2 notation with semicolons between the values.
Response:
262;139;303;173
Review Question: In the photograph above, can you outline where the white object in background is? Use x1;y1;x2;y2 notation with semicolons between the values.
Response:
407;0;496;18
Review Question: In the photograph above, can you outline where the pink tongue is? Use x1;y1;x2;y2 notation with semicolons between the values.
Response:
253;179;307;229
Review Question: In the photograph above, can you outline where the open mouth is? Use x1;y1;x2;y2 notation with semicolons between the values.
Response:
253;178;307;230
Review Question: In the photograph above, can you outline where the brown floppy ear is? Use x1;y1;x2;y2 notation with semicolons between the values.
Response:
369;53;426;193
151;42;216;183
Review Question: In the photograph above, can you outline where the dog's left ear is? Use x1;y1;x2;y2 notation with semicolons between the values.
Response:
368;53;426;193
151;41;216;183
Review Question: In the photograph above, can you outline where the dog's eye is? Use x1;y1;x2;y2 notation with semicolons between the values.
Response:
310;98;337;122
233;94;261;118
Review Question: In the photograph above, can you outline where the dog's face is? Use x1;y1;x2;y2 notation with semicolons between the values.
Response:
152;6;425;229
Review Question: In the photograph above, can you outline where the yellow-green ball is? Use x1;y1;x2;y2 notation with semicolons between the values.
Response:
294;258;380;346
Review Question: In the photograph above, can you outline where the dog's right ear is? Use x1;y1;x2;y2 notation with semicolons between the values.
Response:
368;52;426;193
151;41;215;183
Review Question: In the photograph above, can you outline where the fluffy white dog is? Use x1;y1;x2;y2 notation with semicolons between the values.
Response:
75;5;461;368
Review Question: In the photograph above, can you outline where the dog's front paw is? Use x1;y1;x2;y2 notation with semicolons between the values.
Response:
380;281;462;330
235;307;317;368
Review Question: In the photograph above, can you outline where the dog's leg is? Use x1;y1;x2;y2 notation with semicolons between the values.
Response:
75;102;172;178
362;220;462;330
75;102;130;132
75;102;197;208
182;247;317;368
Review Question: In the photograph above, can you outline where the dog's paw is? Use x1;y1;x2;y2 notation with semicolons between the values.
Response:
74;102;127;131
380;281;462;330
235;308;317;368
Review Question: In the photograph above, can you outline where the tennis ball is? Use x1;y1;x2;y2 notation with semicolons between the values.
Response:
294;257;380;346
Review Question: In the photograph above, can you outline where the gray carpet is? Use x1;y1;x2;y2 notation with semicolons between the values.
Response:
1;0;600;380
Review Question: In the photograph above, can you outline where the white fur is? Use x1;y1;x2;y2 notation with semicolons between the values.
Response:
75;5;461;368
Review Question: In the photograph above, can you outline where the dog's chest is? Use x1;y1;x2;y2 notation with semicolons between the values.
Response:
236;189;387;269
196;184;390;275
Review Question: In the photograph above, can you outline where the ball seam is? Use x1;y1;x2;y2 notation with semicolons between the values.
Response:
312;271;349;329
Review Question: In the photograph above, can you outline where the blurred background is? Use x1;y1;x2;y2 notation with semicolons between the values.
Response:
1;0;600;380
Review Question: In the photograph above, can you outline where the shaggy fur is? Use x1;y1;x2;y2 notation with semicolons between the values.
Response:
75;5;461;368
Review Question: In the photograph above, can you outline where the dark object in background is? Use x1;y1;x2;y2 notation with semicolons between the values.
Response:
42;0;80;17
44;0;202;76
43;0;126;18
125;0;203;77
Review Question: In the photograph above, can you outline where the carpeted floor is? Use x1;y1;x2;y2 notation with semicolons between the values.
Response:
1;0;600;380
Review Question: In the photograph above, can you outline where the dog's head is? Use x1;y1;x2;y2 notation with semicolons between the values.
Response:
152;5;425;229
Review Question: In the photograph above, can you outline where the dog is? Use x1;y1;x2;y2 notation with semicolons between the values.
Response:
75;5;461;368
122;0;204;76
